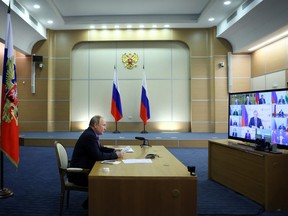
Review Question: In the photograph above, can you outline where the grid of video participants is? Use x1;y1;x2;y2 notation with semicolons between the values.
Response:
229;89;288;146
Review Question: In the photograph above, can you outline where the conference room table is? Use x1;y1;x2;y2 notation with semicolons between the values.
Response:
88;145;197;216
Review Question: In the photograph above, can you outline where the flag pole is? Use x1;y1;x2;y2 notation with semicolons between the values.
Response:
0;152;13;198
113;122;120;133
141;123;148;133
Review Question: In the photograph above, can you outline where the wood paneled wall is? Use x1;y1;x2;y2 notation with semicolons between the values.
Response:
1;28;235;133
251;37;288;78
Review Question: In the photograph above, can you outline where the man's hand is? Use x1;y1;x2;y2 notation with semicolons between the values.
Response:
116;150;124;158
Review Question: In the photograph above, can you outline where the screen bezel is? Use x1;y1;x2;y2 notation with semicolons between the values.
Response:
228;88;288;149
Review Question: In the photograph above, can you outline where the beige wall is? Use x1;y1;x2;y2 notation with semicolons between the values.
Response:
1;28;235;133
251;37;288;79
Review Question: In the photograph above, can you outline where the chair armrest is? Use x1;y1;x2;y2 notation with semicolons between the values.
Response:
67;167;90;174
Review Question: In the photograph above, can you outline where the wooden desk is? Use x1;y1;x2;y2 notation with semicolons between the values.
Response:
208;140;288;211
89;146;197;216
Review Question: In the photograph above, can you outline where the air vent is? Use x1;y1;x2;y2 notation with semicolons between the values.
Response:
226;11;237;23
29;15;38;26
14;0;25;14
242;0;255;10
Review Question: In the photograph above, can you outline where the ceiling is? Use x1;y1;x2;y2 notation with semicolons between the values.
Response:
16;0;245;29
1;0;288;54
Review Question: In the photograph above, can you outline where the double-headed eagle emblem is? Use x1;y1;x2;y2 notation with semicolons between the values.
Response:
122;52;138;70
2;56;18;125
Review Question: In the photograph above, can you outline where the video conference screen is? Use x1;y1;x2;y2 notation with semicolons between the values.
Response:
228;88;288;147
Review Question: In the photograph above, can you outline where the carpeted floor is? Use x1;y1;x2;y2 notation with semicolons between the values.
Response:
1;146;288;216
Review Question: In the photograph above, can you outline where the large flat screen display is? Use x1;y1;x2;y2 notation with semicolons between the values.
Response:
228;88;288;149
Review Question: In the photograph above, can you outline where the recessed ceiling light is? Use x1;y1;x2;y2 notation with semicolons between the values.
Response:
208;17;215;22
152;24;157;28
114;25;120;29
139;24;145;28
164;24;170;28
127;24;132;28
33;4;40;9
102;25;107;29
89;25;95;29
47;20;53;24
224;1;231;5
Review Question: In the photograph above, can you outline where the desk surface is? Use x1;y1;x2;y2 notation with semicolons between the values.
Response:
88;145;197;216
89;145;193;178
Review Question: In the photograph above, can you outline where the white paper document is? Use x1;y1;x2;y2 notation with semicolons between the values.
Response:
115;146;134;153
122;159;152;164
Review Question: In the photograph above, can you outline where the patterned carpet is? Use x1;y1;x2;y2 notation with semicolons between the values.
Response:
1;146;287;216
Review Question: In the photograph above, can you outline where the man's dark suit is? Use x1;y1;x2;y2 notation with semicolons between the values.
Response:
259;98;266;104
278;98;286;104
248;117;263;128
68;127;118;186
245;132;251;139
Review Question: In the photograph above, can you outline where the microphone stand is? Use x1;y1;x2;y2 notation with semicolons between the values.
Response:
135;137;151;148
140;139;151;148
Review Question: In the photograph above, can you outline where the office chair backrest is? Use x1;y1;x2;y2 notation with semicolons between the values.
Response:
55;141;68;170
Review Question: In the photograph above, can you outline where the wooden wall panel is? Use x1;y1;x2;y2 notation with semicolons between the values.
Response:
191;101;210;122
191;122;214;132
19;101;47;121
191;79;210;100
18;79;48;99
48;80;70;100
265;39;286;73
50;58;71;79
231;54;251;92
231;78;251;92
47;101;70;121
191;57;211;78
173;29;209;56
20;122;47;132
47;121;70;132
251;49;265;77
215;78;228;99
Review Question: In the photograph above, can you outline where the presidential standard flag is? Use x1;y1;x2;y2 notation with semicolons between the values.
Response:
111;67;123;122
0;7;19;167
140;73;150;125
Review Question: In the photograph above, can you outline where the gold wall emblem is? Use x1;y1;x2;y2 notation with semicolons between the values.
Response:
122;52;138;69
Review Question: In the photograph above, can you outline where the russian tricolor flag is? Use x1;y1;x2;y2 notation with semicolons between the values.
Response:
140;73;150;125
111;67;123;122
241;105;248;126
272;91;278;104
255;92;259;104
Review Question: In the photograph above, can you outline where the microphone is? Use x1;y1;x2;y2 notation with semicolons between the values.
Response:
135;136;151;147
135;137;145;141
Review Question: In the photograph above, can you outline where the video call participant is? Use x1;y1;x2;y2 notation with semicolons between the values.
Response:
278;95;286;104
248;110;264;129
244;95;252;105
68;115;124;209
259;94;266;104
244;129;251;139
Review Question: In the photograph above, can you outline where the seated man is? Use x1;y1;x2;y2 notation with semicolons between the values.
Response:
68;115;124;208
248;110;263;129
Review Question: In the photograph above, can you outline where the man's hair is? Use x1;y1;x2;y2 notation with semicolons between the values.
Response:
89;115;103;126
